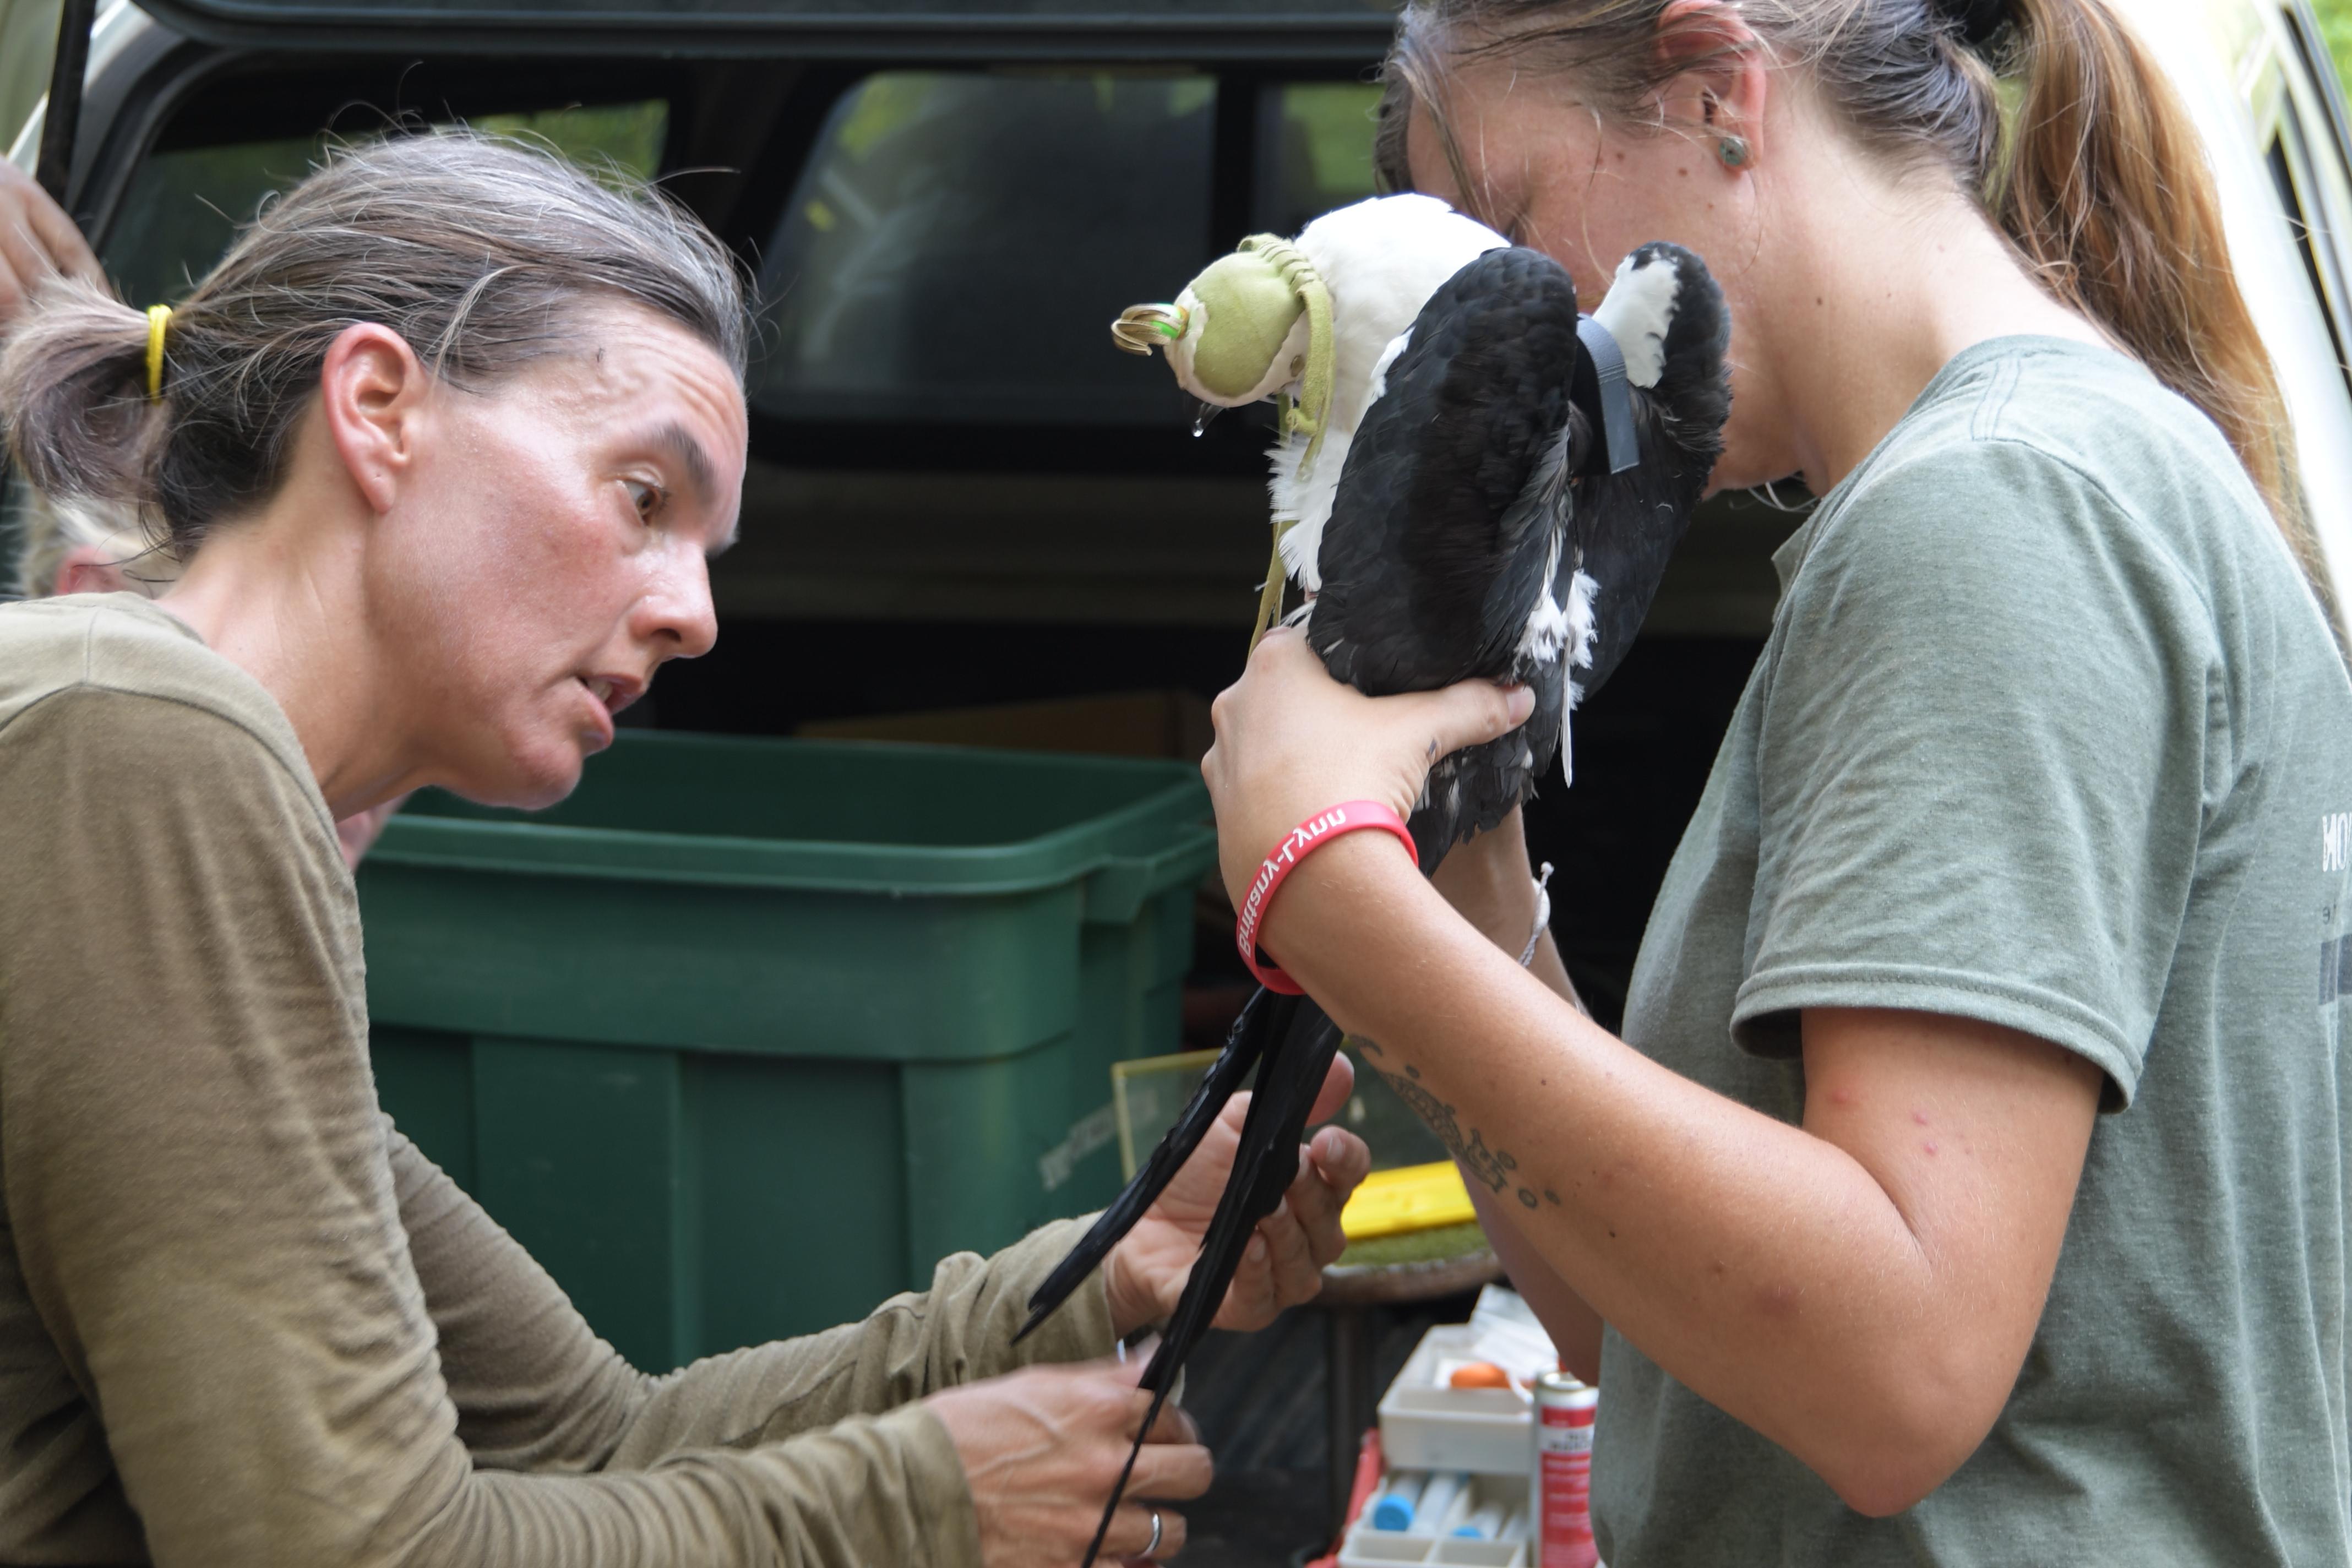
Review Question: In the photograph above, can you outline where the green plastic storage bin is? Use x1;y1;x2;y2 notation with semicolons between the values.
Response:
355;732;1217;1371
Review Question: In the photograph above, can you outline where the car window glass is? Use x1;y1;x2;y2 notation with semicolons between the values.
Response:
751;71;1215;427
1253;80;1382;237
100;102;669;309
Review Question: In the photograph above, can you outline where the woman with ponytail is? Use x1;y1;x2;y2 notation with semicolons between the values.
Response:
1203;0;2352;1559
0;132;1372;1568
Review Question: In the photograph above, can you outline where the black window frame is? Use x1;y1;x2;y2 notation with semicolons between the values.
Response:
2268;1;2352;395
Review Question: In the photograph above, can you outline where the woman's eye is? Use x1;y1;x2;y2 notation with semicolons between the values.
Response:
623;479;665;523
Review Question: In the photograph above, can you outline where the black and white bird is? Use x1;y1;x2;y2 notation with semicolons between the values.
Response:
1028;195;1730;1564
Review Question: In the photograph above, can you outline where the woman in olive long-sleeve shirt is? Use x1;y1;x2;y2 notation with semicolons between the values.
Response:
0;132;1367;1568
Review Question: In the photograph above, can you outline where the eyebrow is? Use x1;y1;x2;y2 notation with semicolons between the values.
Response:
653;421;719;502
643;419;739;554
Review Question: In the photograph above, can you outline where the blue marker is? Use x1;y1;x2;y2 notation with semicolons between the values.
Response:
1371;1471;1427;1531
1453;1500;1507;1539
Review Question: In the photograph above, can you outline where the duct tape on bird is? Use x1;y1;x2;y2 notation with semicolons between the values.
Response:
1572;315;1642;477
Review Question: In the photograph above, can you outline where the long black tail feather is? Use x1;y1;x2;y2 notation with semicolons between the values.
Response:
1077;1001;1347;1567
1014;987;1293;1343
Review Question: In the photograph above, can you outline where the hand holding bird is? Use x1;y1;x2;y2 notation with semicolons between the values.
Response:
1102;1052;1371;1336
1200;630;1537;934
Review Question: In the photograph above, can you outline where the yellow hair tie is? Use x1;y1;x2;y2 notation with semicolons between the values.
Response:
144;304;172;402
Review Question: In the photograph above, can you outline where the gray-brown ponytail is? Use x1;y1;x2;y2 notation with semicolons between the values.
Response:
0;130;748;558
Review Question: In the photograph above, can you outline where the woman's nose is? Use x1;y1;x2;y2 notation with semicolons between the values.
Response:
639;547;718;662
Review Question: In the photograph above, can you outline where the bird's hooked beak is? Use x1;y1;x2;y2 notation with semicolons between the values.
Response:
1111;302;1189;356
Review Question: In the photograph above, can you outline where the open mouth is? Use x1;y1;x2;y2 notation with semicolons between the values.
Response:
578;674;643;720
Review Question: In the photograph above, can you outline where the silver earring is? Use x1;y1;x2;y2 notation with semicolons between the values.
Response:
1718;134;1750;168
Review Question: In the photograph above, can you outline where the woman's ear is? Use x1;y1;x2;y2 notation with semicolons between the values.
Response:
317;322;428;516
1654;0;1771;171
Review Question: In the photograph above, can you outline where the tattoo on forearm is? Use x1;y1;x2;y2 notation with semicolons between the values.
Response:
1352;1038;1561;1211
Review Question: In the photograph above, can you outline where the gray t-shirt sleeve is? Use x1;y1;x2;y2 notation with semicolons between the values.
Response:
1730;434;2219;1106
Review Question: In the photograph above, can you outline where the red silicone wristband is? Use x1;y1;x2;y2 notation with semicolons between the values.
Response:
1234;801;1420;994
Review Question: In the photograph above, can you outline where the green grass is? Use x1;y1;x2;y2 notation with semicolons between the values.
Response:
2312;0;2352;97
1333;1221;1491;1269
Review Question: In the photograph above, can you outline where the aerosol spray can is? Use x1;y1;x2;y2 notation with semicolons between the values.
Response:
1532;1370;1599;1568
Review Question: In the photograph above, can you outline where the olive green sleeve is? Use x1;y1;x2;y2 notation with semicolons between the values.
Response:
391;1120;1118;1471
598;1217;1119;1469
0;684;1100;1568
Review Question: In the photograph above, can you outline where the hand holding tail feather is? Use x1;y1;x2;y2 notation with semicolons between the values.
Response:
1103;1055;1371;1336
926;1359;1211;1568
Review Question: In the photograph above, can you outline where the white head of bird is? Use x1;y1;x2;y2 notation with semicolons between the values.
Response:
1115;193;1514;593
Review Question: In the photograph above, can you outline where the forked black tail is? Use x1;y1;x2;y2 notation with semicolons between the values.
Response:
1076;1000;1346;1567
1015;981;1344;1567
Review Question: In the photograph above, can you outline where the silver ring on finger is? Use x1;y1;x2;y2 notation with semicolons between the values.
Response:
1145;1510;1164;1559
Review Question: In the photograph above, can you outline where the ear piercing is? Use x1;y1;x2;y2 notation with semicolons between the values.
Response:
1718;134;1750;168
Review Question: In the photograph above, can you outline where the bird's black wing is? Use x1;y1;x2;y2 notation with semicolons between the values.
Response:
1313;247;1583;696
1310;246;1589;862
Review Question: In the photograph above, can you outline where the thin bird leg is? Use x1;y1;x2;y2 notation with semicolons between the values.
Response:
1075;1005;1347;1567
1248;521;1298;650
1015;988;1293;1342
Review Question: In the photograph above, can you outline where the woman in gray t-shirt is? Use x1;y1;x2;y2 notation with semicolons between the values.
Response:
1199;0;2352;1562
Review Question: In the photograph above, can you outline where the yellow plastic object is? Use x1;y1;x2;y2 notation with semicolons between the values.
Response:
1340;1159;1478;1242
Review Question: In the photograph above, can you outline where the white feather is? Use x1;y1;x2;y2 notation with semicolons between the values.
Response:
1365;326;1414;405
1517;533;1571;663
1591;253;1679;389
1560;570;1599;786
1296;195;1507;438
1267;197;1508;593
1270;427;1349;590
1564;568;1599;673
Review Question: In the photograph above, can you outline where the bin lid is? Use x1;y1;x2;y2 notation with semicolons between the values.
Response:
368;731;1217;901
